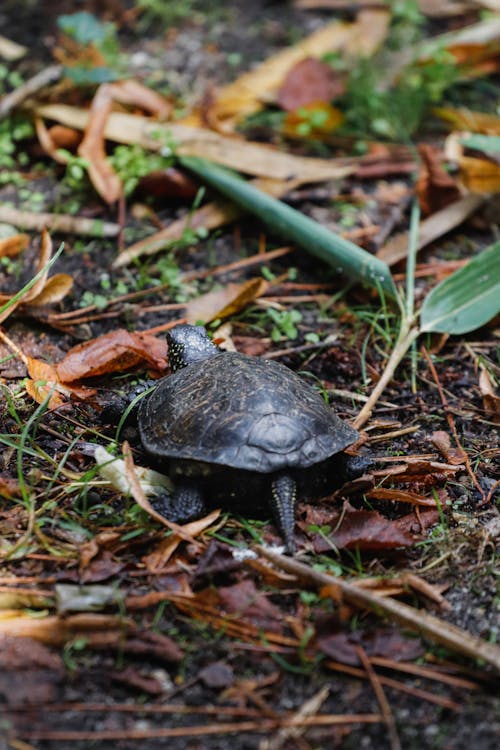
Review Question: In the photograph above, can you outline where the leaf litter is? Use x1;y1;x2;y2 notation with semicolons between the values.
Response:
0;1;499;748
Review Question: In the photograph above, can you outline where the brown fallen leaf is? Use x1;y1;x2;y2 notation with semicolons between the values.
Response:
479;368;500;424
26;356;96;409
56;329;168;382
218;579;284;634
430;431;467;465
309;507;439;552
434;106;500;135
138;167;200;199
0;475;21;499
27;273;74;307
416;144;461;216
78;83;123;204
37;104;357;183
185;278;268;325
277;57;345;110
458;154;500;193
283;101;344;140
142;512;221;571
365;487;439;508
317;627;424;667
0;233;29;258
0;635;63;705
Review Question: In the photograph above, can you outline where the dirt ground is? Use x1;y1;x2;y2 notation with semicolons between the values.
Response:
0;1;499;749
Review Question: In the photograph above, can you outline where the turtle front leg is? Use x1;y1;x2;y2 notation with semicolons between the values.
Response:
270;472;297;555
152;482;208;524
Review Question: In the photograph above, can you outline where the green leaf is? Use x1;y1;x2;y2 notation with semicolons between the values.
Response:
180;156;396;299
57;12;109;45
460;134;500;155
420;241;500;334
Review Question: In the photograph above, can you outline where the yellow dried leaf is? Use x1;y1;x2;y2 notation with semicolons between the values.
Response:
0;234;29;258
185;278;268;324
27;273;74;306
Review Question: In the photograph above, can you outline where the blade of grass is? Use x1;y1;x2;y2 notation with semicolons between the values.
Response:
0;242;65;321
180;156;396;300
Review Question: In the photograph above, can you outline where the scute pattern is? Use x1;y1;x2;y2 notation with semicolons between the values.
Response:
139;352;359;474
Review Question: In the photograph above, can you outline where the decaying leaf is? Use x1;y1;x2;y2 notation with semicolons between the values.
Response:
0;233;29;258
317;627;424;666
25;356;96;409
0;230;72;325
308;506;439;552
277;57;345;110
56;328;168;382
0;635;63;705
78;84;123;204
283;102;344;139
185;278;268;325
479;368;500;423
416;144;461;216
218;579;284;634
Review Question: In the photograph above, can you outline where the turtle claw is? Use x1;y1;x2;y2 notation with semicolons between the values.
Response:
270;473;297;555
152;483;207;523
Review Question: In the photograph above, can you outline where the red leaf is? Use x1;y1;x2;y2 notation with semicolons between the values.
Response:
277;57;345;111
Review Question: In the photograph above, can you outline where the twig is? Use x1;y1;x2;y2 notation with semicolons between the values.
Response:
356;646;401;750
254;546;500;672
421;347;486;502
353;318;420;429
17;715;382;742
0;65;62;119
0;205;119;237
326;660;460;710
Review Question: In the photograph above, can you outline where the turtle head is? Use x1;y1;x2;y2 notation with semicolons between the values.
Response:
167;324;219;371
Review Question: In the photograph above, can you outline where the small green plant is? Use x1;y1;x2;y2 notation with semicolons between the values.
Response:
135;0;198;29
109;144;175;196
266;308;302;342
0;116;34;169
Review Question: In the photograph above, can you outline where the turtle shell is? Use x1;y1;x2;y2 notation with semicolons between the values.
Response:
139;352;359;474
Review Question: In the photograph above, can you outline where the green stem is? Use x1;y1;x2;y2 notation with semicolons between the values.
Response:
353;316;420;430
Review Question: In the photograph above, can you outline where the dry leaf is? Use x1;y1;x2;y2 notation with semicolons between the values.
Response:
78;84;123;204
458;155;500;193
0;229;54;324
277;57;345;110
0;234;29;258
283;102;344;139
185;278;268;324
416;144;461;216
479;368;500;423
26;356;95;409
430;431;467;465
108;79;172;119
27;273;74;306
56;329;168;382
434;106;500;135
37;104;357;183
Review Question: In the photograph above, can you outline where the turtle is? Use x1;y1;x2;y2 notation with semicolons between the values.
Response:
136;324;362;554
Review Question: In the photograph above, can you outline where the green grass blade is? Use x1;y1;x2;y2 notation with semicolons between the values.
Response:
420;240;500;334
180;156;396;299
0;242;65;319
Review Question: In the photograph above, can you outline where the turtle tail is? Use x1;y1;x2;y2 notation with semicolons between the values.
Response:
270;472;297;555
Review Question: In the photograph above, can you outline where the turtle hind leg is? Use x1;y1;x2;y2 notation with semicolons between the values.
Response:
152;482;207;523
270;472;297;555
